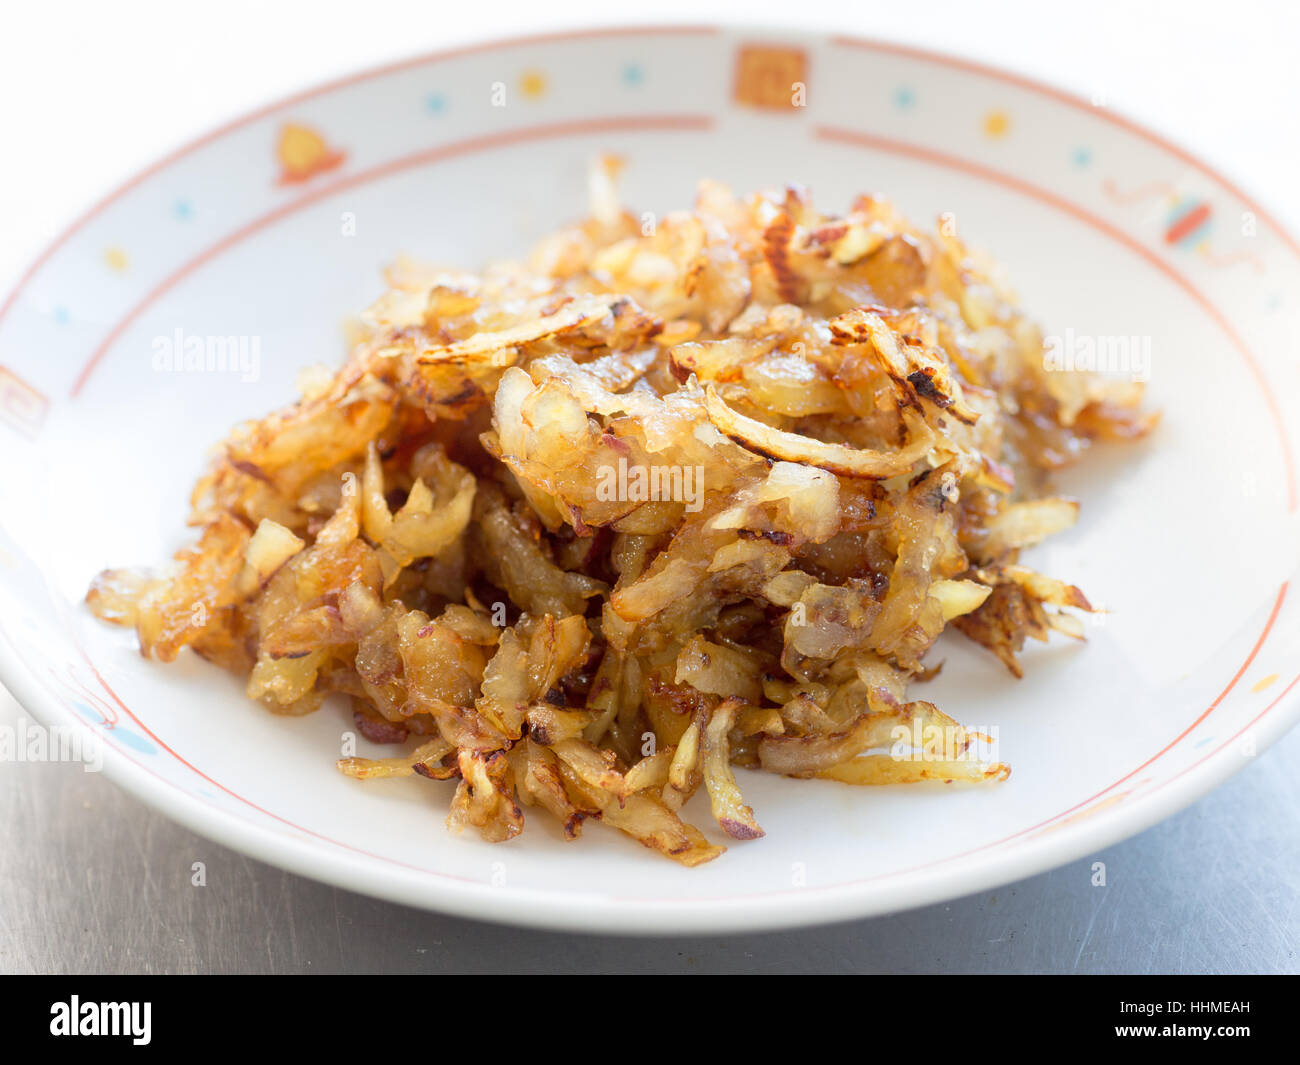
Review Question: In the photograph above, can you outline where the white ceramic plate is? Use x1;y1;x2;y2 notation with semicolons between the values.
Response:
2;25;1298;934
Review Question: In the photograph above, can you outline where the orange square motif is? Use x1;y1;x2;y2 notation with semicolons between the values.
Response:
733;45;808;111
0;365;49;439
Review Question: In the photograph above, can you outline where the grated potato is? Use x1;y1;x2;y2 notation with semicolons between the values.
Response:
86;166;1154;864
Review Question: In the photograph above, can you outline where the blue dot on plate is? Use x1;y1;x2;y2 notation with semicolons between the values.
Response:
425;92;447;113
173;200;194;220
52;306;71;325
894;86;916;109
622;64;644;87
113;727;156;755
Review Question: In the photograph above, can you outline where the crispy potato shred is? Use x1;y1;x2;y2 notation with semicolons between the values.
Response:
87;164;1154;865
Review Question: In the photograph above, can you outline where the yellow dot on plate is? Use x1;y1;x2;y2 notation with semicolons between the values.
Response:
104;247;129;272
520;70;548;99
982;110;1010;138
1251;672;1279;693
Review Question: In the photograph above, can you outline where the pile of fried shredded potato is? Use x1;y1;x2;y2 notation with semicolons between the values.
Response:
88;163;1154;864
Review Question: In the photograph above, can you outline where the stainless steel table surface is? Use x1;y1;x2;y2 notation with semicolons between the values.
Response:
1;684;1296;974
